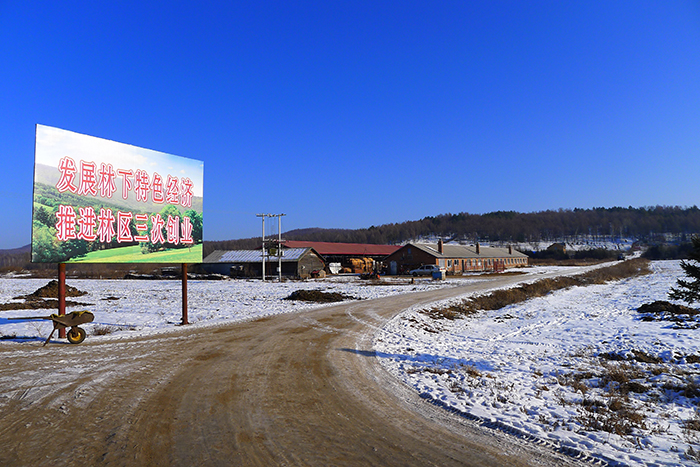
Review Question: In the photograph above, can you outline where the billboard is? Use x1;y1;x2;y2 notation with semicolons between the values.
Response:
31;125;203;263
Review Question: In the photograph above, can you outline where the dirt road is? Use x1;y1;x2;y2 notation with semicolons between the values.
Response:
0;275;585;466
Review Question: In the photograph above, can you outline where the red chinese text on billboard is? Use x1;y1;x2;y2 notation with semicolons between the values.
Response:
55;205;194;246
57;156;195;208
53;157;197;246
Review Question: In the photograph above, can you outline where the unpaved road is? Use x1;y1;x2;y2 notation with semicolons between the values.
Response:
0;275;586;466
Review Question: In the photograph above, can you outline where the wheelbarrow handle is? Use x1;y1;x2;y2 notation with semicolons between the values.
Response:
8;316;53;321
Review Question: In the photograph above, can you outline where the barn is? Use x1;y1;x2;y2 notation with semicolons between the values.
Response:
280;241;400;273
203;247;325;279
384;240;529;275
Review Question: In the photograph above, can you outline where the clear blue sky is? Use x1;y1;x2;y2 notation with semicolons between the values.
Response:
1;1;699;249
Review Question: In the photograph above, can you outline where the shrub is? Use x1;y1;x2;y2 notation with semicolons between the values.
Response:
91;325;118;336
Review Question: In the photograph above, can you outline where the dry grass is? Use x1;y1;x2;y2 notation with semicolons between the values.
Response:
423;258;651;319
405;366;451;375
557;371;594;395
576;395;647;436
686;446;700;462
91;325;119;336
460;364;483;378
555;357;700;442
423;301;476;320
683;412;700;432
638;300;699;316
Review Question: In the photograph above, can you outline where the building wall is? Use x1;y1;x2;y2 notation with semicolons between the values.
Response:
384;245;440;274
451;256;528;273
297;252;325;279
385;244;528;275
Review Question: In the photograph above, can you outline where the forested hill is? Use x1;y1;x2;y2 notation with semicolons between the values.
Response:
206;206;700;254
7;206;698;272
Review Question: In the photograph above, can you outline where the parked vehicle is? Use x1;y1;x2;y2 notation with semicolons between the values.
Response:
409;265;443;276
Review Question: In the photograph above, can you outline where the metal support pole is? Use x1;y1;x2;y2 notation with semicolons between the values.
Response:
58;263;66;338
278;215;282;282
258;213;285;281
181;263;189;325
261;215;265;281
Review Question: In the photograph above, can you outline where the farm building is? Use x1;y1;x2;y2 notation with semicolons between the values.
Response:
547;243;567;254
280;241;401;273
384;240;529;275
203;247;325;279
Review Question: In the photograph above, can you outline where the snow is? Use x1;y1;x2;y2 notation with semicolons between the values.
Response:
411;235;638;252
1;262;698;466
0;275;469;341
374;261;700;466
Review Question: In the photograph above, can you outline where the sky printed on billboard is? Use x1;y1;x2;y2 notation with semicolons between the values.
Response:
32;125;204;263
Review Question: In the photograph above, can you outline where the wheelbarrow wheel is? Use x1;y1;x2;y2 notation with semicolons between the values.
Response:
67;327;86;344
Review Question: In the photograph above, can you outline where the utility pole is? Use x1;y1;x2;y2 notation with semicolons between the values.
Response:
257;213;266;281
257;213;286;281
277;213;285;282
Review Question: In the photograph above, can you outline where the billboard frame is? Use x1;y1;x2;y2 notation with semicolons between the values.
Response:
31;125;201;336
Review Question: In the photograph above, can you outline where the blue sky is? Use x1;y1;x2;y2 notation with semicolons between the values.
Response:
1;1;699;249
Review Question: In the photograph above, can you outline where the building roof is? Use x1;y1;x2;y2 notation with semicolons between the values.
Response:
405;243;528;259
281;240;400;257
204;248;316;264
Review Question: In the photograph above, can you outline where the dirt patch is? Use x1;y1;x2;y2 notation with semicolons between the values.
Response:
599;349;663;364
1;280;90;311
14;280;88;300
284;289;359;303
0;298;91;311
638;300;700;329
637;300;699;316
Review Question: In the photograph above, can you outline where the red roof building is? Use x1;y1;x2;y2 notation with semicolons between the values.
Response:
281;241;400;258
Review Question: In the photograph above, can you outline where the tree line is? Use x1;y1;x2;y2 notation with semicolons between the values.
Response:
4;205;700;270
204;205;700;257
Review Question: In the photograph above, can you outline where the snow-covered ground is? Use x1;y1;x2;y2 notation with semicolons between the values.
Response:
0;262;695;466
375;261;700;467
0;275;470;340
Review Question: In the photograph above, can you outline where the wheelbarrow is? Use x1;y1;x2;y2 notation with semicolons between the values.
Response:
9;311;94;346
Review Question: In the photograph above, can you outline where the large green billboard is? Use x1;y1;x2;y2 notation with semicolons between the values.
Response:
32;125;203;263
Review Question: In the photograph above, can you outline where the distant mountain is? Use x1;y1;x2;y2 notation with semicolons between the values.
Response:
283;227;335;237
0;244;31;269
0;244;30;254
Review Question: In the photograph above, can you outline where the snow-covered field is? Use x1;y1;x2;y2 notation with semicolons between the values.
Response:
0;262;696;466
375;261;700;466
0;274;473;341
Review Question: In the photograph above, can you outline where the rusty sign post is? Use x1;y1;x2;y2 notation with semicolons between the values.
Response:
181;263;189;325
58;263;66;339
